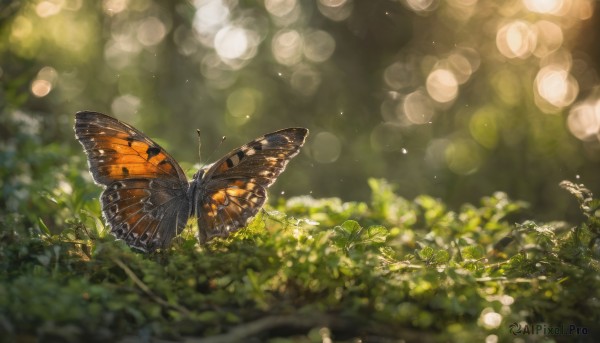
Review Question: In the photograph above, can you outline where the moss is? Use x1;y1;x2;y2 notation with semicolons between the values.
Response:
1;179;599;342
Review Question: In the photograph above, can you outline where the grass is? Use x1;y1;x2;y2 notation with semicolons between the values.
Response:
1;176;600;342
1;109;599;342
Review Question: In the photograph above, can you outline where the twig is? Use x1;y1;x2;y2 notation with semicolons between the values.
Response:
111;257;192;317
185;314;339;343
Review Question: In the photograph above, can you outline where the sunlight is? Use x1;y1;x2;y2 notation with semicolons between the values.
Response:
384;62;413;90
137;17;167;47
406;0;437;13
567;100;600;141
290;64;321;96
272;29;303;66
317;0;353;21
480;310;503;329
403;90;435;125
31;66;57;98
31;79;52;97
214;26;250;60
523;0;566;15
265;0;297;17
447;52;473;84
426;69;458;104
36;0;64;18
303;30;336;63
193;0;230;35
102;0;128;15
496;20;537;59
535;65;578;109
533;21;563;57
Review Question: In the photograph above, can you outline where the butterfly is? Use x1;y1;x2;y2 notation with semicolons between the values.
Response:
74;111;308;252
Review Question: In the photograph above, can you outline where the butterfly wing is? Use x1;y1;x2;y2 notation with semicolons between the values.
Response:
75;111;190;252
193;128;308;243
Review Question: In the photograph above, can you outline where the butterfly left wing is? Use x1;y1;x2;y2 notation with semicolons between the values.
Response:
75;111;190;252
192;128;308;243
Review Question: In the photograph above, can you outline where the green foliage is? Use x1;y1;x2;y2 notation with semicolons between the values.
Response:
0;110;597;341
2;171;600;342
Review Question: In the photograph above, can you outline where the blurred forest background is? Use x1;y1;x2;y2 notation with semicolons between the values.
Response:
2;0;600;231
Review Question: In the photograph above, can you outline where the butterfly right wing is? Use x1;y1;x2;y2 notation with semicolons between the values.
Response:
193;128;308;243
75;111;190;251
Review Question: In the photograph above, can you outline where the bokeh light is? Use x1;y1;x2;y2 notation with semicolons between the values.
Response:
445;52;474;85
384;62;415;91
523;0;566;15
445;139;483;175
111;94;141;121
214;26;250;60
317;0;353;22
426;69;458;104
405;0;438;13
479;309;503;329
272;29;303;66
31;79;52;97
36;0;63;18
265;0;297;17
31;66;58;97
533;21;563;58
303;30;336;63
469;107;499;149
403;90;435;125
311;131;342;163
567;99;600;141
290;64;321;96
265;0;301;25
534;65;578;111
496;20;537;59
425;139;450;169
102;0;128;15
5;0;600;220
193;0;230;36
137;17;167;47
226;87;262;125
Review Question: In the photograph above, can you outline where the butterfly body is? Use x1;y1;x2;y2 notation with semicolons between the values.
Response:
75;111;308;252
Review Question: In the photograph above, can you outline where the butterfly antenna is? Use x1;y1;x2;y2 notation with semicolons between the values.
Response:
197;129;202;164
196;130;227;166
204;135;227;164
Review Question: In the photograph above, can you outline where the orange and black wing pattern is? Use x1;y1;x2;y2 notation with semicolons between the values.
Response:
75;111;190;251
194;128;308;243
